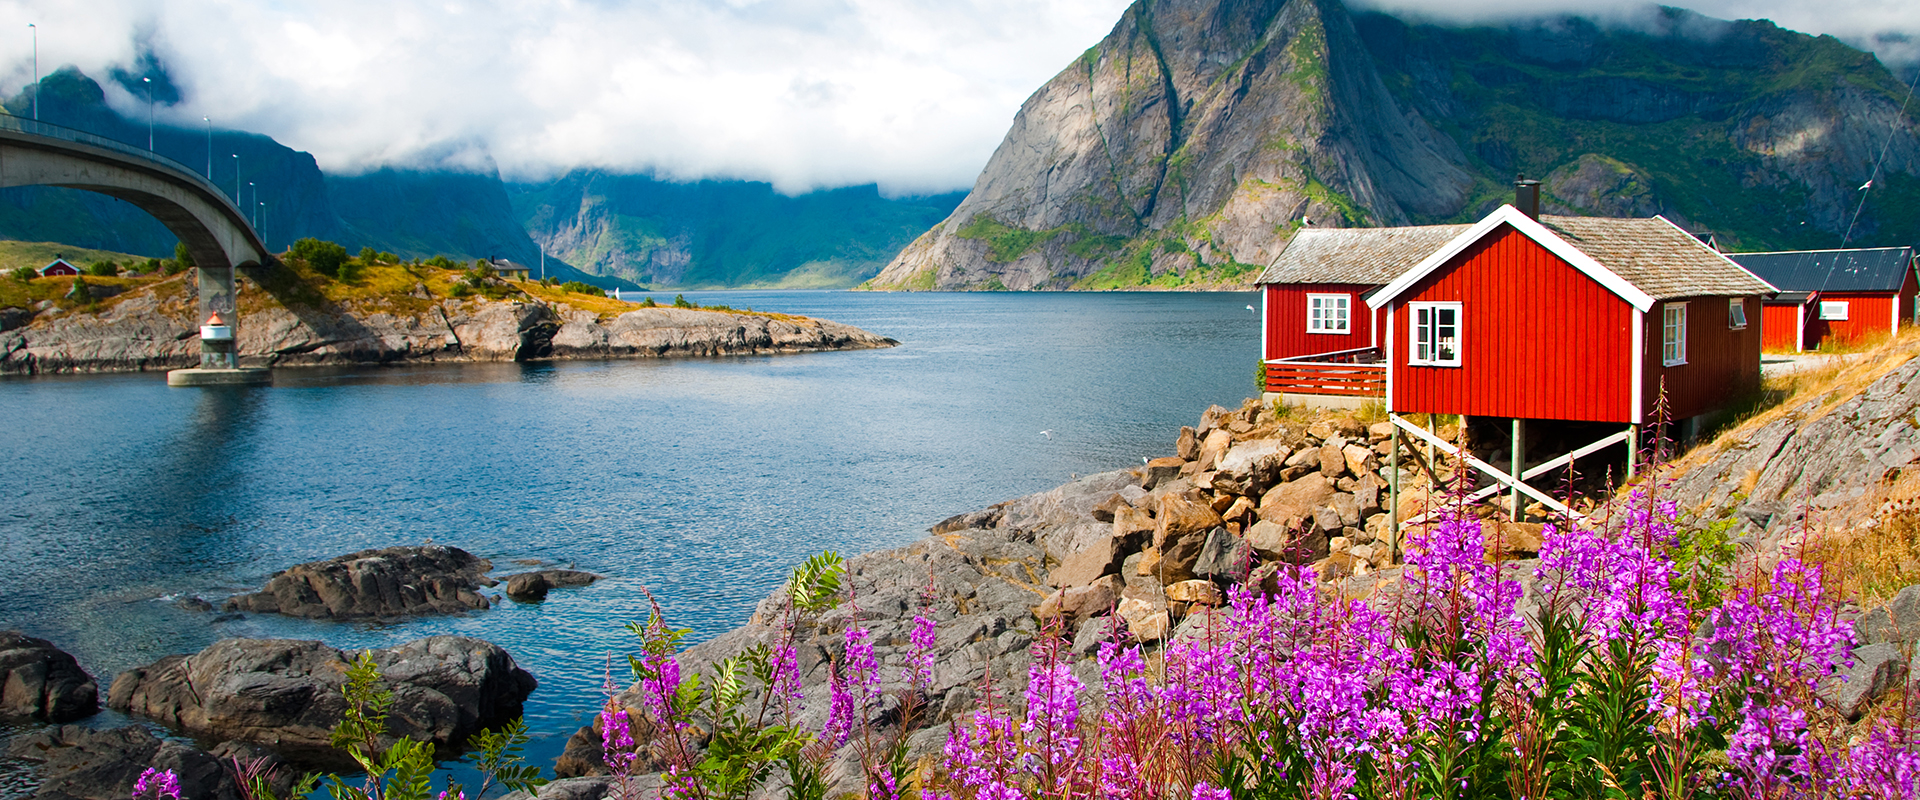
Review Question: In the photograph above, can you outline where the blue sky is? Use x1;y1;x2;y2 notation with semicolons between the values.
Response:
0;0;1910;194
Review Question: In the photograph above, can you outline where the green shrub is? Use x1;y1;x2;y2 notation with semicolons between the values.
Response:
289;237;350;278
174;242;195;268
358;247;379;265
424;255;456;269
84;260;118;277
9;267;34;281
141;258;161;274
673;294;693;309
379;251;398;264
640;296;657;308
559;281;605;297
162;259;185;275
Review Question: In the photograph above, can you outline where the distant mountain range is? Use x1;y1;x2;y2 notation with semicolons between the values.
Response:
0;68;959;289
866;0;1920;290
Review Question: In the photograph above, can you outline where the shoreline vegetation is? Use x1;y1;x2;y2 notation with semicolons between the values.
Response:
0;239;898;376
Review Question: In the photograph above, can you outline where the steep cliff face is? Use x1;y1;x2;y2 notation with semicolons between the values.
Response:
512;171;963;288
871;0;1920;290
867;0;1472;291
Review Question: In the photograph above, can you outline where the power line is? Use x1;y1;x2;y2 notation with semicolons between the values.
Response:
1841;64;1920;249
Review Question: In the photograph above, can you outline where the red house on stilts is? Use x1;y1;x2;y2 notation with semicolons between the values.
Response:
1368;189;1773;521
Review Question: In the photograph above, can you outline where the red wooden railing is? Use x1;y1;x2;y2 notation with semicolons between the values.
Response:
1265;348;1386;397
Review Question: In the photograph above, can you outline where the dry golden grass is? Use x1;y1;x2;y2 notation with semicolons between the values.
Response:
1802;472;1920;608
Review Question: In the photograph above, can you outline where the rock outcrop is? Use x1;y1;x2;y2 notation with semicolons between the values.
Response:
107;636;536;753
0;632;99;722
1664;351;1920;541
503;570;602;602
6;725;287;800
1;273;897;375
222;545;496;619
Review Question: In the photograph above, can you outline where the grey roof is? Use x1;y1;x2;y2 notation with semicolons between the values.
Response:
1536;215;1776;300
1257;225;1471;285
1727;247;1916;293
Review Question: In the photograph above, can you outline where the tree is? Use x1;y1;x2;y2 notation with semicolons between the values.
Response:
289;238;350;278
9;267;35;281
174;242;195;268
84;260;119;277
359;247;379;265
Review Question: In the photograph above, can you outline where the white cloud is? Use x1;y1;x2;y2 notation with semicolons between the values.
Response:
0;0;1911;194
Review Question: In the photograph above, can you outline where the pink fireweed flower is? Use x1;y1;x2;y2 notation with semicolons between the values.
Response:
825;624;880;746
904;613;938;689
1191;782;1232;800
599;703;637;773
132;768;181;800
1020;654;1084;771
436;791;467;800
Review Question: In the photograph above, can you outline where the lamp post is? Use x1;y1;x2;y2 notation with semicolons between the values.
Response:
258;202;265;242
248;182;254;226
28;23;36;121
143;77;153;150
232;154;239;202
203;116;211;178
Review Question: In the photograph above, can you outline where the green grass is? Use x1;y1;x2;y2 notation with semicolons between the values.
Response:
954;214;1066;263
0;240;157;276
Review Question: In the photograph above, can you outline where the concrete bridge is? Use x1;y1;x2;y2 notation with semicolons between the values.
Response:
0;115;270;383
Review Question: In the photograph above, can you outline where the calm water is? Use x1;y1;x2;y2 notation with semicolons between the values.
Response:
0;290;1259;774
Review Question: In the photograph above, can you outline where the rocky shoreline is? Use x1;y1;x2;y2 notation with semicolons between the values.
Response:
0;271;897;375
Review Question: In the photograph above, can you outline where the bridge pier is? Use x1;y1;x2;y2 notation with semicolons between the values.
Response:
167;265;270;386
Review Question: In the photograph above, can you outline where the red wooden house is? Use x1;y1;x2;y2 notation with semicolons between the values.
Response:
39;258;79;277
1255;224;1467;403
1727;247;1918;351
1366;203;1773;519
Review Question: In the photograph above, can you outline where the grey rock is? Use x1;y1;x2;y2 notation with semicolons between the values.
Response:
5;725;272;800
1821;643;1909;720
0;631;98;722
1192;528;1253;583
223;545;495;619
1211;440;1291;497
0;307;30;332
1855;585;1920;644
501;777;626;800
1049;537;1126;588
107;636;535;752
504;569;602;602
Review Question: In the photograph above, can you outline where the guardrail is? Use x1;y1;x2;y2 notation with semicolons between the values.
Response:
0;113;241;214
1265;347;1386;397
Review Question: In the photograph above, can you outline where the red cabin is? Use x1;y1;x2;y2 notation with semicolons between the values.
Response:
1255;225;1467;403
1369;205;1773;427
1728;247;1918;351
39;258;79;277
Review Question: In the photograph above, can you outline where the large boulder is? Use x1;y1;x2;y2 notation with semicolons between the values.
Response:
504;570;602;602
5;725;272;800
222;545;497;619
107;636;536;753
1258;472;1336;528
0;631;98;722
1856;585;1920;644
1048;537;1126;588
1211;440;1292;497
1821;643;1909;720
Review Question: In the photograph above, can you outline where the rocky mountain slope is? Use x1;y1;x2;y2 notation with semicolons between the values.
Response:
513;172;963;289
867;0;1920;291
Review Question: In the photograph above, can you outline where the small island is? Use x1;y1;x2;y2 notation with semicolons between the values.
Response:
0;241;896;376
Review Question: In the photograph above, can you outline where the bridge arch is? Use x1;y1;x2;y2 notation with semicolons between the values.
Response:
0;117;273;377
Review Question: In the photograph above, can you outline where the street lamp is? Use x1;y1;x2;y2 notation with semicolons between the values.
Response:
247;182;255;226
231;154;239;202
28;23;36;121
143;76;153;150
203;116;211;178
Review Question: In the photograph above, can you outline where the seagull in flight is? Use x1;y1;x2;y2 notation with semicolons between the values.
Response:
1246;305;1256;312
1040;430;1053;440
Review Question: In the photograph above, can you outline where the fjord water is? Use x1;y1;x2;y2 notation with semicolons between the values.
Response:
0;290;1258;766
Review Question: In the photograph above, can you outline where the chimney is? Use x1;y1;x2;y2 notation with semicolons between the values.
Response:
1514;175;1541;220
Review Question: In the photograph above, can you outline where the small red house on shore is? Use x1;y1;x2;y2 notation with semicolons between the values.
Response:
1256;224;1469;362
1367;204;1774;427
39;258;79;277
1727;247;1918;351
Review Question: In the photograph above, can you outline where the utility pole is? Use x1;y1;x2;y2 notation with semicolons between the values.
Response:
203;116;211;178
232;154;239;203
143;77;154;150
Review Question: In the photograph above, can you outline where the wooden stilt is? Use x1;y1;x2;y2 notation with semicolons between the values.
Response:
1626;423;1640;479
1389;414;1401;563
1510;418;1525;520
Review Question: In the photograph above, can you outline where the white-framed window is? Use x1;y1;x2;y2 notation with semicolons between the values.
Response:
1409;302;1462;367
1663;302;1688;366
1307;294;1351;334
1819;300;1849;321
1728;298;1748;330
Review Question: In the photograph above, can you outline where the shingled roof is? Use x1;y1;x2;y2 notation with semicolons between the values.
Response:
1727;247;1916;293
1536;215;1776;300
1256;225;1471;285
1369;207;1775;311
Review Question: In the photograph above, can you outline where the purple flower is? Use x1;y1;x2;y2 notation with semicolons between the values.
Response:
132;768;180;800
1191;782;1231;800
903;613;937;689
599;704;637;774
